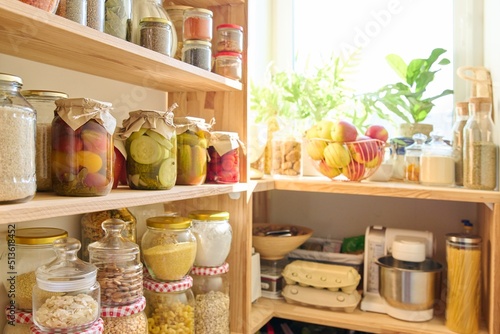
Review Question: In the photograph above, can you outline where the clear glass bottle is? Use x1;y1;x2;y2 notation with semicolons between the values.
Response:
183;8;213;41
216;24;243;53
403;133;427;183
419;133;455;187
164;5;192;60
207;131;242;184
452;101;469;187
3;309;32;334
191;263;230;334
60;0;88;25
140;17;173;55
101;296;148;333
270;130;302;178
141;216;197;281
103;0;131;40
0;73;36;204
87;0;105;31
463;97;497;190
215;52;242;81
182;40;212;71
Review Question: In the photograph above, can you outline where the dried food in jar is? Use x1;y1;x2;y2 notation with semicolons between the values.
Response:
271;132;302;177
35;294;99;329
87;0;105;31
101;296;148;334
20;0;60;13
216;23;243;53
140;17;173;55
215;52;242;81
182;40;212;71
183;8;212;41
104;0;131;40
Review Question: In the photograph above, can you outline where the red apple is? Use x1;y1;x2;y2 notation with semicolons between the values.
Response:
330;120;358;142
342;160;366;181
348;136;379;163
365;124;389;142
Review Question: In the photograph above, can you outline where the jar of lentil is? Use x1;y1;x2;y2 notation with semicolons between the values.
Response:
87;0;105;31
143;275;195;333
0;73;36;204
183;8;213;41
140;17;173;56
4;307;33;334
21;90;69;192
164;5;192;60
215;52;242;81
191;263;230;334
103;0;131;40
216;24;243;53
58;0;88;25
182;40;212;71
188;210;232;267
30;318;104;334
141;216;197;282
207;131;243;184
100;296;148;334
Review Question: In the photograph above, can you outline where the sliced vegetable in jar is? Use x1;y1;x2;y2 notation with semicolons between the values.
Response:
159;158;177;187
146;129;174;150
130;135;163;164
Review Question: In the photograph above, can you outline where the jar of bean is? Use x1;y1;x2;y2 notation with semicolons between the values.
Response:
215;52;242;81
207;131;243;184
182;40;212;71
216;24;243;53
183;8;213;41
143;275;195;333
101;296;148;334
3;308;33;334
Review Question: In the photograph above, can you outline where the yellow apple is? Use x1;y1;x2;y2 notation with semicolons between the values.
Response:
306;139;327;160
318;160;342;178
364;155;381;168
316;119;335;140
324;142;351;168
305;125;320;139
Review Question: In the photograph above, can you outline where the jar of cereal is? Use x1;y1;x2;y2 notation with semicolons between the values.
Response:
101;296;148;334
207;131;243;184
30;318;104;334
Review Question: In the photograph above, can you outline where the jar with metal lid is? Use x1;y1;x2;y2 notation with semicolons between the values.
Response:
21;90;69;192
100;296;148;334
33;237;100;333
216;24;243;53
87;0;105;31
164;5;192;59
103;0;131;40
191;263;230;334
140;17;173;55
4;307;33;334
52;98;116;196
1;227;68;311
183;8;213;41
182;40;212;71
419;133;455;187
58;0;88;25
143;275;194;333
0;73;36;204
207;131;243;184
403;133;427;183
30;318;104;334
215;52;242;81
141;216;197;281
445;232;482;334
451;101;469;187
88;219;143;306
188;210;232;267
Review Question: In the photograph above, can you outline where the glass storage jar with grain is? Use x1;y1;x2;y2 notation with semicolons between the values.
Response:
57;0;88;25
183;8;213;41
206;131;243;184
100;296;148;334
216;24;243;53
21;0;60;13
451;101;469;187
103;0;131;40
215;52;242;81
140;17;173;55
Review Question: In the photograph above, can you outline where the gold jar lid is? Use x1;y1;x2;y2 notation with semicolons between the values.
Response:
12;227;68;245
21;90;68;99
146;216;192;229
188;210;229;221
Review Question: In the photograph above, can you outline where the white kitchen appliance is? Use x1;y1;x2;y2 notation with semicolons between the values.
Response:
360;226;435;315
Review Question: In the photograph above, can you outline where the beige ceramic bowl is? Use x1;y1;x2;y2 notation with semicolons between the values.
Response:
252;223;313;260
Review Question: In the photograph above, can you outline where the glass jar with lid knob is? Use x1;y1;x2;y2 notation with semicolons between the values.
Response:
419;132;455;187
404;133;427;183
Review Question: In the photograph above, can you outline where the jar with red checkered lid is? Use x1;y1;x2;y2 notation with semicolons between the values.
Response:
101;296;147;333
3;307;32;334
30;318;104;334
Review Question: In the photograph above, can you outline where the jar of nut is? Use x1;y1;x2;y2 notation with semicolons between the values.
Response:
101;296;148;334
271;130;302;178
88;219;143;307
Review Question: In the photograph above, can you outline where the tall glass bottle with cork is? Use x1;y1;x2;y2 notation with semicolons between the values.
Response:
451;101;469;187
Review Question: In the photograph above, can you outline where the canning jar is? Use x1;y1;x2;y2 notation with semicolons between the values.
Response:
87;0;105;31
0;73;36;204
188;210;232;267
452;101;469;187
101;296;148;334
419;133;454;187
164;5;192;60
33;237;100;333
463;97;497;190
58;0;88;25
175;116;212;185
191;263;230;334
182;40;212;71
20;0;60;13
140;17;173;55
103;0;131;40
271;130;302;178
30;318;104;334
143;275;195;333
22;90;69;192
52;98;116;196
183;8;213;41
215;52;242;81
446;232;482;334
115;109;177;190
141;216;197;281
207;131;243;184
3;308;32;334
216;24;243;53
403;133;427;183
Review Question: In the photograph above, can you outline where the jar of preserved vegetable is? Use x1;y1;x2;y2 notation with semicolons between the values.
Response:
403;133;427;183
216;24;243;53
188;210;232;267
33;237;100;333
4;307;32;334
271;130;302;178
174;116;213;185
21;90;69;192
0;73;36;204
143;275;195;333
52;98;116;197
207;131;243;184
182;40;212;71
452;101;469;187
141;216;197;281
463;97;497;190
103;0;131;40
419;133;454;187
164;5;192;60
101;296;148;334
140;17;173;55
183;8;213;41
191;263;230;334
215;52;242;81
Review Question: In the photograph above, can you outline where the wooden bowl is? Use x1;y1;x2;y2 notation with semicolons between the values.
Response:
252;223;313;260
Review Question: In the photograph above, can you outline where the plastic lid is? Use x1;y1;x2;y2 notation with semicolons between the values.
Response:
12;227;68;245
392;237;427;262
101;296;146;317
216;52;242;59
21;90;68;99
87;219;140;259
191;263;229;275
188;210;230;221
30;318;104;334
146;216;192;229
0;73;22;85
183;40;211;47
143;275;193;292
4;306;33;324
217;23;243;31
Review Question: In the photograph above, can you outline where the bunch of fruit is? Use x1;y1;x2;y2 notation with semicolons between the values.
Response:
305;120;388;181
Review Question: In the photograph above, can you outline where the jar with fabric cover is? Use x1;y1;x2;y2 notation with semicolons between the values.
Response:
3;308;32;334
30;318;104;334
207;131;244;184
101;296;148;334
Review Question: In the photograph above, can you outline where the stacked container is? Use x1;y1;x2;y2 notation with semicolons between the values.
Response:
214;23;243;81
182;8;213;71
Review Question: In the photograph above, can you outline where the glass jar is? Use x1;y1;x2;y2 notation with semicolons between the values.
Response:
141;216;197;281
182;40;212;71
403;133;427;183
33;237;100;333
452;101;469;187
207;131;242;184
143;275;195;333
140;17;173;55
103;0;131;40
389;137;414;180
191;263;230;334
52;98;116;197
463;97;497;190
0;73;36;204
271;130;302;178
3;308;32;334
164;5;192;60
20;0;60;13
59;0;88;25
88;219;143;306
215;52;242;81
445;232;482;334
189;210;232;267
216;24;243;53
183;8;213;41
87;0;105;31
101;296;148;334
30;318;104;334
21;90;69;192
419;133;455;187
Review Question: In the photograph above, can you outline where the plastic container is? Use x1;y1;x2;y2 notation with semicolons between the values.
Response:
271;130;302;178
207;131;242;184
404;133;427;183
419;133;455;187
3;308;32;334
452;101;469;186
87;0;105;31
140;17;173;55
182;40;212;71
103;0;131;40
215;52;242;81
216;24;243;53
141;216;197;281
164;5;192;60
101;296;148;334
191;263;230;334
183;8;213;41
0;73;36;204
20;0;60;13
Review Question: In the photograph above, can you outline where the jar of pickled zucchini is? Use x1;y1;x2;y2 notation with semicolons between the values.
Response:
52;98;116;196
4;307;33;334
207;131;243;184
101;296;148;334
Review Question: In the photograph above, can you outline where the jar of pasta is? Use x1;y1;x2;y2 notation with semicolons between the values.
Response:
101;296;148;334
143;275;195;333
3;308;32;334
207;131;243;184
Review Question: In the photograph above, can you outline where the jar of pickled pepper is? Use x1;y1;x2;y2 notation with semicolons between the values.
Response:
207;131;244;184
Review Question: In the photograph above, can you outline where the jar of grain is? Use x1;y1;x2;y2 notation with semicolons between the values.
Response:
182;40;212;71
183;8;213;41
419;133;454;187
58;0;88;25
207;131;243;184
141;216;197;281
164;5;192;60
188;210;232;267
215;52;242;81
403;133;427;183
87;0;105;31
451;101;469;187
0;73;36;204
191;263;230;334
271;130;302;178
143;275;195;333
3;308;33;334
140;17;173;56
216;24;243;53
101;296;148;334
30;318;104;334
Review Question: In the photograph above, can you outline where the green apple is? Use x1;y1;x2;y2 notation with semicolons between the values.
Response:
324;142;351;168
316;119;335;140
330;120;358;142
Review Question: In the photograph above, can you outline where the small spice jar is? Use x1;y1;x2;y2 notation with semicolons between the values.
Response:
403;133;427;183
207;131;243;184
182;40;212;71
101;296;148;334
419;133;455;187
141;216;197;281
215;52;242;81
191;263;230;334
216;24;243;53
183;8;213;41
4;307;33;334
140;17;173;56
188;210;232;267
143;275;195;333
